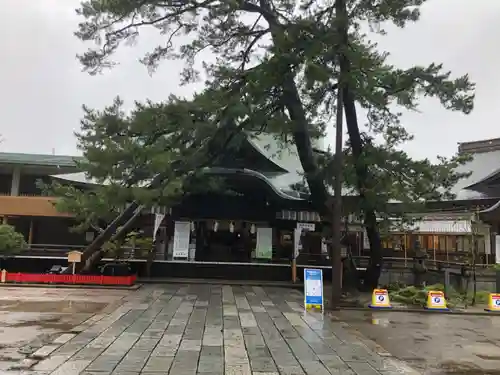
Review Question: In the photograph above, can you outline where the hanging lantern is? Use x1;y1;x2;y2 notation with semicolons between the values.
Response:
213;221;219;232
229;222;235;233
250;224;256;234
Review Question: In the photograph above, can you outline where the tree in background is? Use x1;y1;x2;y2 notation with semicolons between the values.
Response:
102;231;153;261
66;0;474;288
42;93;242;228
42;93;242;271
0;225;27;255
40;181;120;234
39;180;154;263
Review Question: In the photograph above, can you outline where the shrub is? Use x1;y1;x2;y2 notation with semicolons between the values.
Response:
0;225;27;254
389;282;490;307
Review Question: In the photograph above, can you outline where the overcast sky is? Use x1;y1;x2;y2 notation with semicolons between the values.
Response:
0;0;499;160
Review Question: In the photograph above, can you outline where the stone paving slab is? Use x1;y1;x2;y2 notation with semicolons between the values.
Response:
18;284;420;375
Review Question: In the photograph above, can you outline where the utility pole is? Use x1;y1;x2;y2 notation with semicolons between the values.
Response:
471;209;480;306
331;85;344;308
331;0;347;309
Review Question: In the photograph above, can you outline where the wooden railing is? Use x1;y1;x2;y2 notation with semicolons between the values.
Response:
7;244;497;273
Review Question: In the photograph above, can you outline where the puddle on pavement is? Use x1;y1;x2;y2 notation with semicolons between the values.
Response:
370;317;390;327
0;312;86;347
0;300;107;371
0;300;106;347
436;360;500;374
332;310;500;375
477;354;500;360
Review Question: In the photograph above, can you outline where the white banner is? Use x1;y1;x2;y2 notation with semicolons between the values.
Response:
256;227;273;259
297;222;315;232
173;221;190;258
295;222;315;257
485;234;491;255
153;214;165;241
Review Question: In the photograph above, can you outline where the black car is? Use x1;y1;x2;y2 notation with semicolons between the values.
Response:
99;262;132;276
47;265;66;274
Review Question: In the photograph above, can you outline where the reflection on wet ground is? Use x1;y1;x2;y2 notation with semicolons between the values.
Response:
0;287;129;371
0;311;88;370
0;300;106;313
332;310;500;375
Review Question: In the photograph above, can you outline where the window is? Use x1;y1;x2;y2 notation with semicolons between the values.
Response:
439;236;446;251
386;238;392;249
433;235;439;250
381;235;407;250
476;237;485;254
418;235;424;249
426;235;433;250
408;235;416;250
393;235;403;250
463;236;471;252
446;236;457;252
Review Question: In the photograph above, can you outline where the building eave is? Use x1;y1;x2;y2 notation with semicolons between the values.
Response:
0;152;83;168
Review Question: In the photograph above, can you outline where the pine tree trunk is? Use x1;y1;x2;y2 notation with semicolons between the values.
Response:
280;74;347;307
282;80;332;219
81;206;144;273
342;88;383;290
249;0;332;220
329;0;381;290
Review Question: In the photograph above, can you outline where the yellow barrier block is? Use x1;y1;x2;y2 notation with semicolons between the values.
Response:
425;290;449;311
485;293;500;312
368;289;392;309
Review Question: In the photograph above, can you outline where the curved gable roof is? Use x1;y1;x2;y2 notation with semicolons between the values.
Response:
246;132;326;175
451;148;500;199
52;132;356;200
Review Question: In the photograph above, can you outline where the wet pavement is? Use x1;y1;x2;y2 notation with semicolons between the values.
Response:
0;287;129;372
332;310;500;375
5;284;498;375
6;284;417;374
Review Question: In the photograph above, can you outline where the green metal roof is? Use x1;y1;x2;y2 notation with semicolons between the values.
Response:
0;152;82;168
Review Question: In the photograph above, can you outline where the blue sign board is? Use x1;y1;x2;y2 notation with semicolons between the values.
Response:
304;268;323;309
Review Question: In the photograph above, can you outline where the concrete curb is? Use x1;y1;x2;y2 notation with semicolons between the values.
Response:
336;305;500;316
0;282;142;291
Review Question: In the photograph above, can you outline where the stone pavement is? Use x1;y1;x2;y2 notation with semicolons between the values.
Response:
18;284;419;375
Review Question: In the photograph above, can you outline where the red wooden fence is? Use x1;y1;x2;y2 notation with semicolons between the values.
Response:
3;272;136;286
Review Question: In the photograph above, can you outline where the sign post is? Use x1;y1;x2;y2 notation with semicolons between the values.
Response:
67;251;83;275
304;268;324;314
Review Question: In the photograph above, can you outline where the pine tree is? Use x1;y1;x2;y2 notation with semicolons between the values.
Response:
43;92;245;271
69;0;474;287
